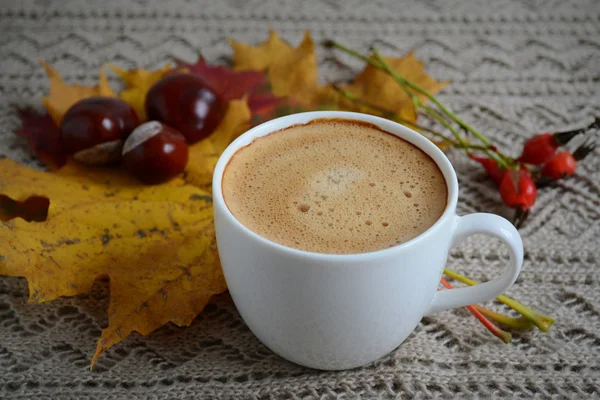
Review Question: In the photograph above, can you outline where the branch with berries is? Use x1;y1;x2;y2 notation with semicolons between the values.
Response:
323;40;567;343
324;40;598;228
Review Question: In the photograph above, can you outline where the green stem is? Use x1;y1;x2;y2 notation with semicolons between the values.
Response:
333;84;498;153
374;51;423;111
456;144;499;151
472;305;534;330
332;84;455;145
444;269;555;332
324;40;513;167
371;51;460;142
372;51;512;167
422;104;467;146
422;102;504;165
370;48;498;153
371;51;478;155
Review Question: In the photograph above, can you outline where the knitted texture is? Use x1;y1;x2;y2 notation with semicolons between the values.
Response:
1;0;599;398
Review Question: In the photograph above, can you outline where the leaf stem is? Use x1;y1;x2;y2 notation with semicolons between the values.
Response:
372;50;510;166
370;47;504;157
331;84;454;144
422;104;468;146
443;269;555;332
332;84;500;153
440;278;512;343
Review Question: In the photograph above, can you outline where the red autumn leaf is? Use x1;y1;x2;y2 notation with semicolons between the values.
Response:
177;57;283;116
0;194;50;222
15;108;66;169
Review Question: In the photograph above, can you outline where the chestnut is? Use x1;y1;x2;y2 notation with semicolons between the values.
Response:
145;73;224;144
60;96;139;165
122;121;189;184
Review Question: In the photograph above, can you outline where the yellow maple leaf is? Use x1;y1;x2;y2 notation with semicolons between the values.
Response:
109;64;173;121
326;51;448;126
185;98;252;189
230;30;319;104
0;158;227;366
40;60;116;126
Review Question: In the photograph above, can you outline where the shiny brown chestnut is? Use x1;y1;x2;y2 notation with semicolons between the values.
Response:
122;121;189;184
145;73;224;144
60;96;139;165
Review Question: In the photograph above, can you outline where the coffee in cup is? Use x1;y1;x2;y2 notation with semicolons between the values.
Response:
222;118;448;254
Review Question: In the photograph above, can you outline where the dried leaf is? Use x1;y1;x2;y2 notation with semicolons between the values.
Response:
0;158;226;366
230;31;319;104
40;60;116;126
434;140;452;152
185;98;252;188
15;108;66;169
329;51;448;125
178;57;283;116
109;64;173;121
0;194;49;222
230;30;294;71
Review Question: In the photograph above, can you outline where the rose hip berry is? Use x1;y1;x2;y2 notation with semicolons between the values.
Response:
540;141;596;180
518;133;558;165
540;152;577;180
500;168;537;228
519;118;599;165
122;121;189;184
60;97;139;165
469;154;505;186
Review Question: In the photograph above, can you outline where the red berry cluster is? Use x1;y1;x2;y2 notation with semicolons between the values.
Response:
59;73;224;184
471;118;598;227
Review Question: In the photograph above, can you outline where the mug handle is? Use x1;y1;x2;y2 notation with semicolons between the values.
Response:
425;213;524;315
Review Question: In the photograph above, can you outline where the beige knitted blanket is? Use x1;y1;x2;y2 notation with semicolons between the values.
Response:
1;0;599;398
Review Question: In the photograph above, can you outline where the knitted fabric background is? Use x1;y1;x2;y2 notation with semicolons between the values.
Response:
1;0;599;398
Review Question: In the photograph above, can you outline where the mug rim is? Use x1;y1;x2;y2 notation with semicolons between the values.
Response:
212;111;459;260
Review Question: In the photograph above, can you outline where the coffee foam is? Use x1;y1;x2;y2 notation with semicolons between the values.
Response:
222;119;448;254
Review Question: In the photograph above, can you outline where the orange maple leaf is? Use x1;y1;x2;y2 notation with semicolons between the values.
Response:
230;30;320;105
325;51;449;126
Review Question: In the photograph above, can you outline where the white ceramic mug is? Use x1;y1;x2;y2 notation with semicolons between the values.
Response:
212;111;523;370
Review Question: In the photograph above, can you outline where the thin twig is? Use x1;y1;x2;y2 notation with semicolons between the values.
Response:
332;84;500;153
324;40;514;167
371;49;509;165
331;84;454;144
